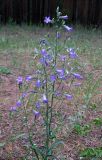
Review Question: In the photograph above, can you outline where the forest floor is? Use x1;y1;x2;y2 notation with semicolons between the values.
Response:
0;25;102;160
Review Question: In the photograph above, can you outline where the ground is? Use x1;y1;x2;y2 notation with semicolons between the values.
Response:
0;25;102;160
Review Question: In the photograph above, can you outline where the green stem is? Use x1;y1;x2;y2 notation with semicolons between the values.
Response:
43;29;59;158
49;29;58;125
49;29;58;148
43;65;50;157
23;100;40;160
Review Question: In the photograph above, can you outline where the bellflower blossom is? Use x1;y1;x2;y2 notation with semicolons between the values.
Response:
59;15;68;20
21;92;27;98
68;48;78;59
33;110;40;119
36;79;41;88
40;57;48;66
41;49;47;56
26;75;32;82
16;100;22;107
44;17;52;24
41;49;52;62
56;32;60;39
40;53;52;67
73;73;83;79
16;76;23;85
35;101;41;109
42;94;48;103
45;54;52;62
50;75;56;82
10;106;17;111
63;25;72;31
65;94;73;100
56;69;65;79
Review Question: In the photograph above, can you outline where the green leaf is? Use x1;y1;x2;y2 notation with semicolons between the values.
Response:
49;131;56;139
0;142;5;148
90;103;97;109
80;147;102;158
74;124;91;136
92;118;102;126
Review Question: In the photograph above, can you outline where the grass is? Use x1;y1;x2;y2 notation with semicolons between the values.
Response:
0;25;102;159
0;25;102;70
0;66;11;75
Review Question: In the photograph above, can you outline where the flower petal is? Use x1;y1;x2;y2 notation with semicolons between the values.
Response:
44;17;52;24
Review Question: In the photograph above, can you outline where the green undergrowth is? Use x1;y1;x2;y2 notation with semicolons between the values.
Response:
74;117;102;136
0;66;11;75
80;147;102;159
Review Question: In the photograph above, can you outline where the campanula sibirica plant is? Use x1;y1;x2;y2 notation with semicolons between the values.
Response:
11;7;84;159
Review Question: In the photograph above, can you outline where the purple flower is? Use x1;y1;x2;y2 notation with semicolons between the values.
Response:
59;15;68;20
41;49;47;56
10;106;17;111
63;25;72;31
26;75;32;82
56;32;60;39
44;17;52;24
16;100;22;107
68;48;78;59
35;101;41;109
42;94;48;103
33;110;40;119
40;49;52;66
56;69;63;73
46;54;52;62
50;75;56;82
65;94;73;100
21;92;27;98
36;79;41;88
56;69;65;79
73;73;83;79
40;57;48;66
16;76;23;85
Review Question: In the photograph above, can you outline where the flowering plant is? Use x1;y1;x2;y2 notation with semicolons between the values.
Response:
11;7;83;159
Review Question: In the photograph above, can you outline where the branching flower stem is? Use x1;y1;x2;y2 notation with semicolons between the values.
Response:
49;29;58;143
43;65;50;158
